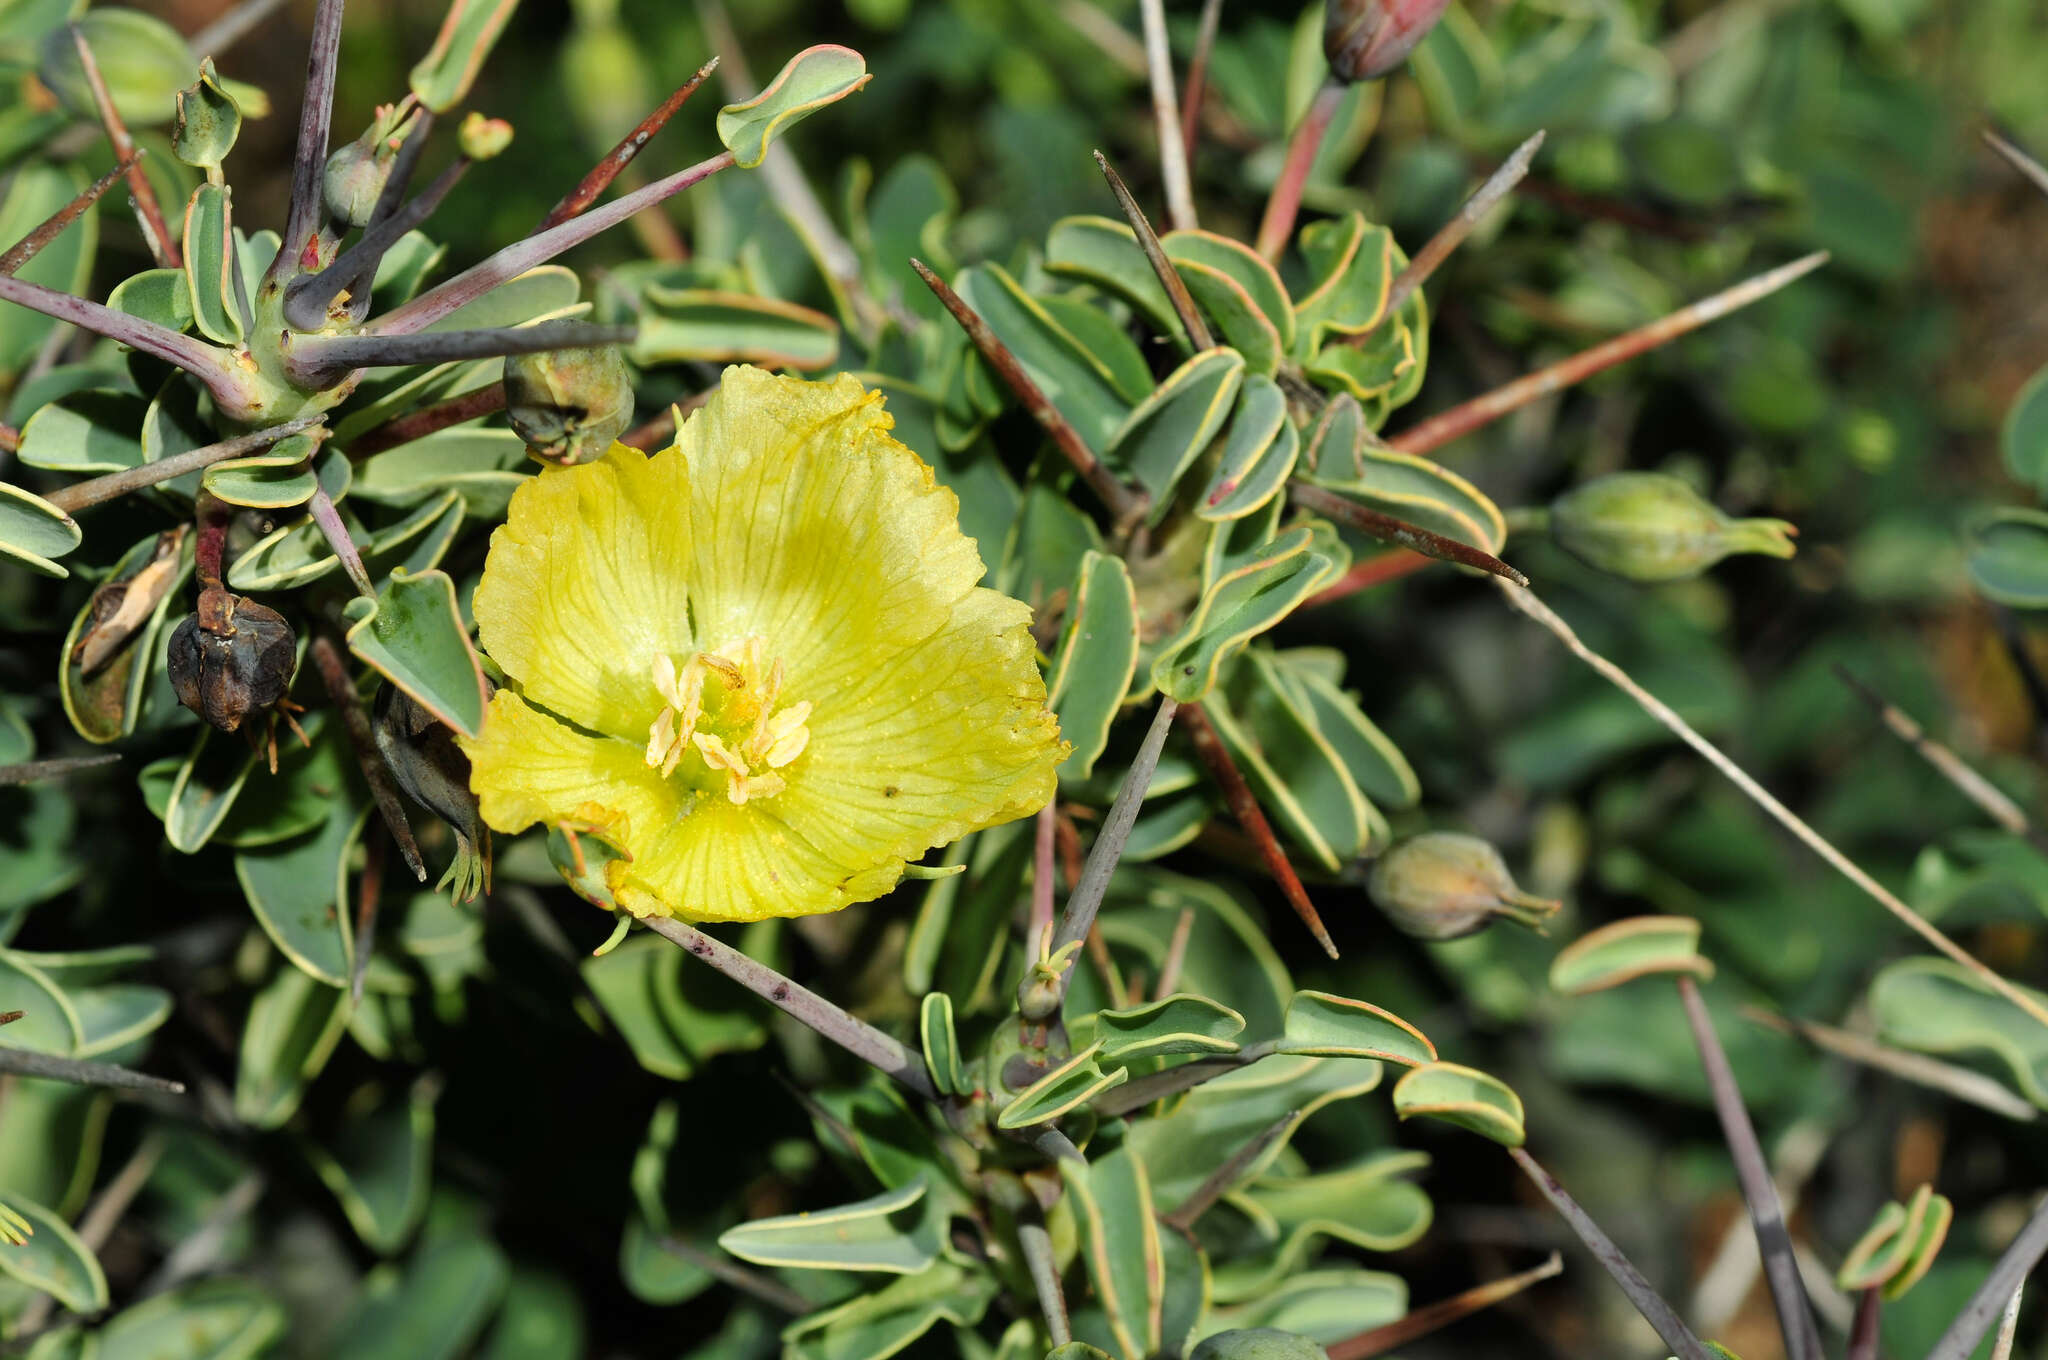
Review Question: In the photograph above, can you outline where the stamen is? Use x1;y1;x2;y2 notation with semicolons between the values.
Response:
644;639;810;800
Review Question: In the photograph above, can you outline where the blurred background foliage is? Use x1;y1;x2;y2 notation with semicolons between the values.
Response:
7;0;2048;1355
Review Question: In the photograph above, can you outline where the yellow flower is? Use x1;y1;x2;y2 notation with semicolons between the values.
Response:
460;365;1066;922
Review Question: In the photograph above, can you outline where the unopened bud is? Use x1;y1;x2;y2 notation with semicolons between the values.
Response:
1325;0;1453;83
375;684;492;902
1367;832;1559;941
458;112;514;161
1192;1330;1330;1360
166;586;296;733
504;345;635;466
323;104;418;228
172;59;241;171
1549;471;1797;583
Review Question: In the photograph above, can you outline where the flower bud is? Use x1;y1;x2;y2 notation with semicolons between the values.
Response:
172;59;241;172
1325;0;1453;83
323;104;418;228
458;112;514;161
166;586;297;733
1368;832;1559;940
375;683;492;902
1549;472;1796;583
503;345;635;467
1192;1330;1330;1360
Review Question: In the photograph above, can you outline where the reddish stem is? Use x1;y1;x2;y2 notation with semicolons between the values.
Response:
1389;252;1829;457
68;26;178;267
0;155;133;278
347;382;506;458
1181;702;1338;959
1254;80;1342;262
540;59;719;231
1306;550;1433;606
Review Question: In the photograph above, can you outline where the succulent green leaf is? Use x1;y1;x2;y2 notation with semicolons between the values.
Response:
1967;508;2048;609
1126;1055;1385;1205
0;1192;106;1312
202;433;328;509
996;1042;1128;1129
305;1079;437;1255
633;287;839;370
718;1179;938;1274
1061;1149;1165;1359
1550;916;1713;994
69;979;171;1057
0;481;81;579
229;489;463;593
1305;291;1428;422
172;58;240;170
1217;1156;1433;1304
1304;439;1507;553
1869;956;2048;1109
0;950;84;1056
1390;1061;1526;1146
1174;259;1283;375
919;991;966;1096
0;165;97;374
37;9;191;125
330;1234;510;1360
478;1268;584;1359
93;1278;287;1360
182;182;242;345
955;263;1138;453
1266;656;1420;810
351;426;529;519
16;390;148;475
158;726;261;855
1164;230;1295;349
409;0;520;111
1109;348;1245;512
1277;991;1436;1065
1046;550;1139;779
235;966;349;1128
1207;648;1385;869
110;268;197;332
1208;1269;1407;1345
2004;363;2048;495
1153;528;1334;703
1043;216;1181;340
1124;790;1212;862
1158;1224;1210;1357
1197;376;1294;522
784;1262;995;1360
1292;213;1397;353
1081;994;1246;1063
717;45;869;169
582;936;696;1080
343;568;488;737
1836;1184;1951;1299
235;799;368;988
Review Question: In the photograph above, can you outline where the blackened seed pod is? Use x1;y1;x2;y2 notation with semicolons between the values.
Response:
1549;471;1797;583
1367;832;1560;940
504;344;635;466
167;586;297;733
1325;0;1454;83
1191;1330;1331;1360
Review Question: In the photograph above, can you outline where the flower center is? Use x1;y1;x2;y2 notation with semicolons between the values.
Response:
643;636;812;805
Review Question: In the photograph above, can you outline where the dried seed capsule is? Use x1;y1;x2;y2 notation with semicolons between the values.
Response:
1549;471;1797;583
1325;0;1453;83
1367;832;1559;940
504;344;635;466
166;586;296;733
1192;1330;1330;1360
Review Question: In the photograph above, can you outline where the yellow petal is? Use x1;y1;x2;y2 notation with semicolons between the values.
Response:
473;442;693;738
460;689;676;845
673;367;987;690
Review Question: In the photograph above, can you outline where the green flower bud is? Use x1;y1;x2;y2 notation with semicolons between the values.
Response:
323;104;418;228
1191;1330;1330;1360
1368;832;1559;941
504;345;635;466
172;59;241;172
1549;471;1797;583
458;111;514;161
